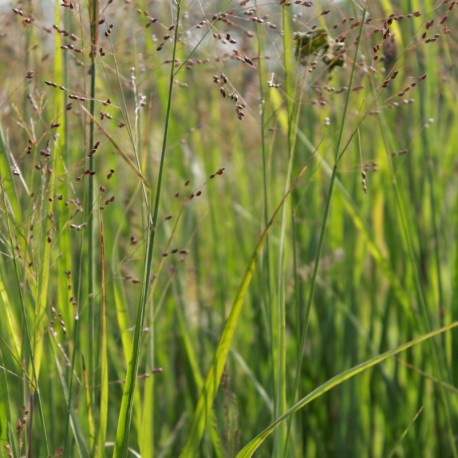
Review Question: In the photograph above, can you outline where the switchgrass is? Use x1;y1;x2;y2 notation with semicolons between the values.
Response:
0;0;457;456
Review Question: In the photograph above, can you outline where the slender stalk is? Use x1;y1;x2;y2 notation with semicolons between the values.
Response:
1;182;50;456
254;0;273;429
113;2;182;455
87;0;99;401
291;5;368;406
272;7;296;455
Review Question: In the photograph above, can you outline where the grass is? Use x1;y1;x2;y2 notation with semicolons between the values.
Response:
0;0;457;456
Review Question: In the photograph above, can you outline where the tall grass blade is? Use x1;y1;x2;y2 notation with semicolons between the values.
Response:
97;222;108;457
179;154;316;456
113;2;182;455
237;321;458;457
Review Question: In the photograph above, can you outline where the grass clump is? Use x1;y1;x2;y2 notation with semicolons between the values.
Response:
0;0;457;456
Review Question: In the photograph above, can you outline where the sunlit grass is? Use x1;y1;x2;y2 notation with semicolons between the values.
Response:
0;0;457;456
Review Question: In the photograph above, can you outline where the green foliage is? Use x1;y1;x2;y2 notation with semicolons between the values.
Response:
0;0;457;457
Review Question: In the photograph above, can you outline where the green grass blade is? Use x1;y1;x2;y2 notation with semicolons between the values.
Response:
0;348;12;450
86;0;99;420
49;333;90;457
237;320;458;457
173;280;225;458
1;178;50;455
113;3;182;455
179;212;272;457
97;222;108;457
179;155;316;456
